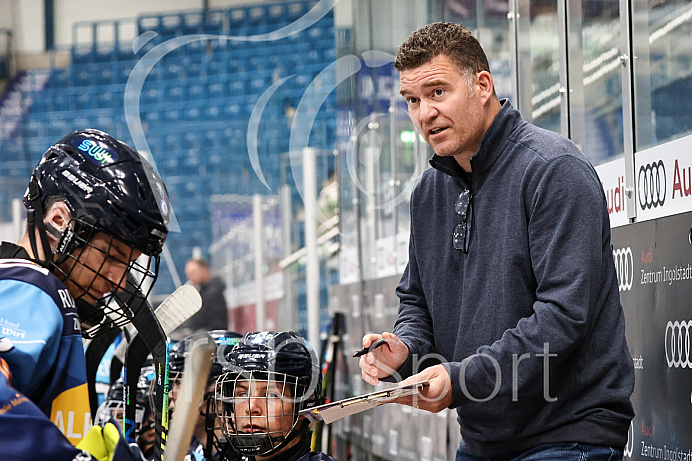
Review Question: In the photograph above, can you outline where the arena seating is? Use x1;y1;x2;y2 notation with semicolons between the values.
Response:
0;0;337;315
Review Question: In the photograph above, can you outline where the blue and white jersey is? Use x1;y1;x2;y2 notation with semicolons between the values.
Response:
184;436;206;461
0;256;90;446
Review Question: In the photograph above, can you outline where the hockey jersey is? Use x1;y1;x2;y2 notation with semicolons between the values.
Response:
0;248;91;446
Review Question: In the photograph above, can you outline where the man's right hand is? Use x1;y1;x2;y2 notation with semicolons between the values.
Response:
358;332;409;385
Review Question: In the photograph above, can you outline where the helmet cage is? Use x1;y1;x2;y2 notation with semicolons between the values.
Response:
94;372;152;436
94;399;147;433
59;225;160;339
215;371;307;457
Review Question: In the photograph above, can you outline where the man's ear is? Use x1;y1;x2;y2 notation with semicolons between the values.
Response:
43;201;72;240
477;71;495;102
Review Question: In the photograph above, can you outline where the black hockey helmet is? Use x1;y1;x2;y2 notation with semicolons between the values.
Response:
167;339;187;383
24;129;171;338
25;128;169;256
215;331;323;458
168;330;243;383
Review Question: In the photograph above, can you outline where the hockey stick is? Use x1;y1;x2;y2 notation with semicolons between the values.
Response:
114;284;201;442
163;332;215;461
124;334;151;441
85;326;123;418
113;285;202;365
119;281;198;461
118;278;161;446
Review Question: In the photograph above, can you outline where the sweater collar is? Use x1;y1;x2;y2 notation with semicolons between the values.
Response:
429;99;521;178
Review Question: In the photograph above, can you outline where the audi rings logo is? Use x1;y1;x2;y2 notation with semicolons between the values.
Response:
665;320;692;368
623;421;634;458
638;160;666;209
612;247;633;291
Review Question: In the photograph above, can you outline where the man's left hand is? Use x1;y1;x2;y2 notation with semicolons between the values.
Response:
393;364;453;413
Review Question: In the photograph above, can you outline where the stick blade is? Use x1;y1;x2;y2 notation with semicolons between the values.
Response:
155;284;202;334
113;284;202;363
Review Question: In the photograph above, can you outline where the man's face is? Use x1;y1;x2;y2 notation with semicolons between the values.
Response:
185;260;209;286
58;232;141;303
399;54;486;164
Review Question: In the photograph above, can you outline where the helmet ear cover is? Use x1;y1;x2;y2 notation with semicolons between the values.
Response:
52;215;98;266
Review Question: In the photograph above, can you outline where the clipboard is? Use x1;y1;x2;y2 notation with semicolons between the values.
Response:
299;380;428;424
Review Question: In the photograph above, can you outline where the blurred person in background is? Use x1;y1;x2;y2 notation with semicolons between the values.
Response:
172;257;228;340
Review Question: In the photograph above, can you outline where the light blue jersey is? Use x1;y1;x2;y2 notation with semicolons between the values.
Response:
0;256;90;446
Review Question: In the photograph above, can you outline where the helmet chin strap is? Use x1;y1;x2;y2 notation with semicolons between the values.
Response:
26;179;55;269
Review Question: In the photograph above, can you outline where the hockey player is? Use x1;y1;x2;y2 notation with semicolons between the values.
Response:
168;330;243;461
0;129;170;460
214;331;337;461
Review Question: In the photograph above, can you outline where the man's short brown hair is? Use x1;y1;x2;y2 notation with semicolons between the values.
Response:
395;22;491;78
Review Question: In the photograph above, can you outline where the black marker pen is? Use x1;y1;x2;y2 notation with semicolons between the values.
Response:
353;338;387;357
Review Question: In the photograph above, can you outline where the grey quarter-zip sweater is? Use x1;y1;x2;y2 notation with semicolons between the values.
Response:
392;100;634;456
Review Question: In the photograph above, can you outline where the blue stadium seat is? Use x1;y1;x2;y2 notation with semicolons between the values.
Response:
163;107;181;122
287;1;308;22
137;15;162;36
161;14;183;37
141;86;162;105
184;105;201;120
228;78;245;95
96;89;115;108
50;69;70;88
72;44;96;65
164;63;183;79
168;85;185;102
207;81;225;99
95;42;117;63
207;59;224;76
205;10;226;34
205;104;222;119
228;8;248;33
117;62;135;83
188;81;204;100
182;11;205;35
97;67;115;85
72;64;95;87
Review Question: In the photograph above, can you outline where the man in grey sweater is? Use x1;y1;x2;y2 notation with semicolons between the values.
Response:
358;22;634;460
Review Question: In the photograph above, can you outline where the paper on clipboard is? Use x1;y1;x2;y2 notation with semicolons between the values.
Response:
299;381;428;424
